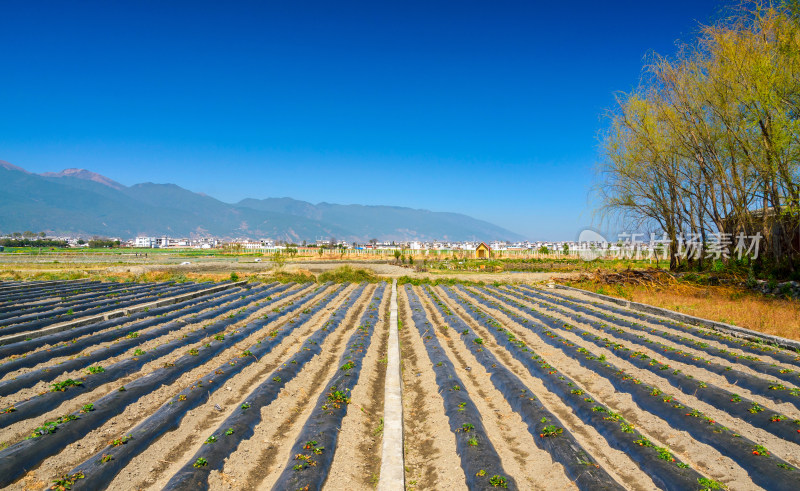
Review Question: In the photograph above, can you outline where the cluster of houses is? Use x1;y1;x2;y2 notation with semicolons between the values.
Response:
123;236;637;257
132;236;219;249
127;237;554;252
8;233;659;259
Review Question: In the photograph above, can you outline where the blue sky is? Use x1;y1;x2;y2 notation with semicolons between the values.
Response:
0;1;727;240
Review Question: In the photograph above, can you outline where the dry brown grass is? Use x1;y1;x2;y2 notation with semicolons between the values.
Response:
564;279;800;342
0;267;234;284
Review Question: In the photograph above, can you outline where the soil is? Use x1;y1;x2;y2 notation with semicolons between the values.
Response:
1;279;798;490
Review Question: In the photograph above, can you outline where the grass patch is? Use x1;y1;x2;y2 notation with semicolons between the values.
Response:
317;265;378;283
271;270;317;283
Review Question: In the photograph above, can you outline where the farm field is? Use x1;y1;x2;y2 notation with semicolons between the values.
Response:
0;280;799;490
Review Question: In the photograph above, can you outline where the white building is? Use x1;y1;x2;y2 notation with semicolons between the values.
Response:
134;236;156;248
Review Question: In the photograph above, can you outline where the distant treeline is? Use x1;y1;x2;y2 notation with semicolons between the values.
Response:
88;239;121;248
0;239;68;248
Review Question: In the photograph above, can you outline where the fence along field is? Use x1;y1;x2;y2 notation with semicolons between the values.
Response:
0;279;799;489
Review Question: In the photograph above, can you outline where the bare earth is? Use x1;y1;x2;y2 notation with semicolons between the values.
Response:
0;279;797;489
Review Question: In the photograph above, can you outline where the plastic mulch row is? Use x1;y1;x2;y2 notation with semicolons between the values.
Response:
264;283;387;490
402;285;517;491
0;282;210;336
514;286;800;394
421;286;626;490
0;283;324;487
163;283;375;490
523;285;800;370
484;286;800;444
68;283;351;489
0;284;305;427
453;286;800;491
0;284;284;396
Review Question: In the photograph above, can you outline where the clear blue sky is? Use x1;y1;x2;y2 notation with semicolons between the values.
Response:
0;1;727;240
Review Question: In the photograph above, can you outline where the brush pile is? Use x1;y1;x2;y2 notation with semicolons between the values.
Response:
576;269;674;287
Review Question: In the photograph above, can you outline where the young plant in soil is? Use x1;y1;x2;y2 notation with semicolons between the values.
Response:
752;444;770;456
50;379;82;392
51;471;84;490
109;435;132;446
696;477;727;490
28;414;78;440
489;475;508;488
540;425;563;438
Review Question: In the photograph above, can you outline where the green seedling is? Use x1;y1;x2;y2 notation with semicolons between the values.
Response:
489;475;508;488
540;425;563;438
50;379;82;392
752;444;769;456
109;435;132;446
51;472;84;490
697;477;727;490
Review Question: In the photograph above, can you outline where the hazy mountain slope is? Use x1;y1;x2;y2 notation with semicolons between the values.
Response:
236;197;525;241
0;167;155;235
0;162;526;241
40;168;126;190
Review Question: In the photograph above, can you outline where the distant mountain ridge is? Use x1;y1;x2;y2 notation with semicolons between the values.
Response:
0;162;526;242
40;168;125;190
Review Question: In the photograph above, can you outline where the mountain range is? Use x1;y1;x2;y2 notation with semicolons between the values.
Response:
0;161;525;242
